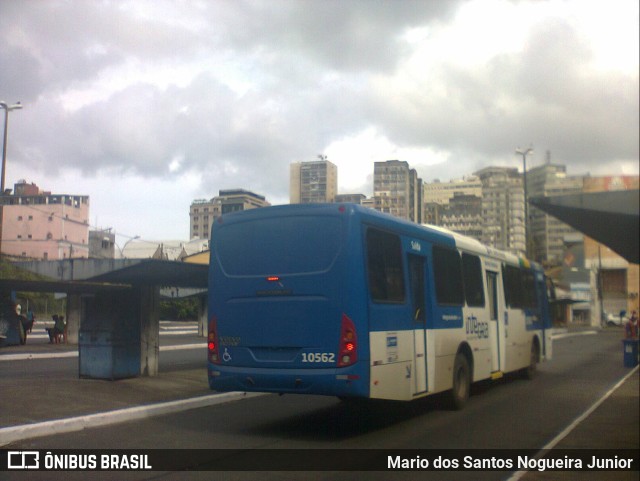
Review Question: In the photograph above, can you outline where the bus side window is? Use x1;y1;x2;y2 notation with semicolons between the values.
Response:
433;246;464;306
366;228;405;303
462;253;485;307
503;264;524;309
522;271;538;308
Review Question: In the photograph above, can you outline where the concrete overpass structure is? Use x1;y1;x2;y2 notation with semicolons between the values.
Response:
0;259;208;377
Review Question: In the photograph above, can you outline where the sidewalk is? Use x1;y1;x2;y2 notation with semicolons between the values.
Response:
0;337;218;444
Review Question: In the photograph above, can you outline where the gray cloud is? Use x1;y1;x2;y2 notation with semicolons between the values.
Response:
368;15;638;178
1;0;637;232
203;0;462;72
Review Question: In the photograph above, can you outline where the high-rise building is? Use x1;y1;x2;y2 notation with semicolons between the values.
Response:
0;180;90;260
423;175;483;240
526;162;584;265
474;167;525;256
335;193;367;204
189;189;270;240
373;160;423;223
437;193;483;242
424;176;482;205
289;159;338;204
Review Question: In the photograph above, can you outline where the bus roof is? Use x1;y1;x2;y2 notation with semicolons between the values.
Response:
214;203;538;270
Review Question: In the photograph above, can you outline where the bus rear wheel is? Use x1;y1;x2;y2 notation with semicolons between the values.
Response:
449;353;470;410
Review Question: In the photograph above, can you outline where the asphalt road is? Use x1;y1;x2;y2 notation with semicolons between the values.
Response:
2;327;637;481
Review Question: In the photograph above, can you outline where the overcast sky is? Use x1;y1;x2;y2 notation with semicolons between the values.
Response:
1;0;638;244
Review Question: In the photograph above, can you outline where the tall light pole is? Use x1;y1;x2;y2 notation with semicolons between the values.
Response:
515;146;533;258
117;235;140;259
0;101;23;257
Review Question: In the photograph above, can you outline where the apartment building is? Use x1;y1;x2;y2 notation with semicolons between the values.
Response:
423;176;483;241
373;160;423;223
474;167;525;256
526;162;584;265
0;180;90;260
424;176;482;205
436;193;483;242
335;193;367;204
289;159;338;204
189;189;270;240
88;228;116;259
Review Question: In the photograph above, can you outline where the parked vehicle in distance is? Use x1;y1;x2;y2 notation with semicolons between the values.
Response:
605;311;629;327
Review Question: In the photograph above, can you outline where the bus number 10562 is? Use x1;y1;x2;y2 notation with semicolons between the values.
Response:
301;352;336;363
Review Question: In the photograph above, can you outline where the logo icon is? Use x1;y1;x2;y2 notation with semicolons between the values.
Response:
222;348;232;362
8;451;40;469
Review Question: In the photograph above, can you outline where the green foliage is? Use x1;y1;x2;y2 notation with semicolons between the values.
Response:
0;257;65;318
0;257;44;281
159;298;199;321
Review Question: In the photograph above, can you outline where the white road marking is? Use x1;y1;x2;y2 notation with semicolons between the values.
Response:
551;330;598;340
506;364;639;481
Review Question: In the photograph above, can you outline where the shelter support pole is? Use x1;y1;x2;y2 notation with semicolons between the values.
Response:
139;286;160;376
65;294;82;344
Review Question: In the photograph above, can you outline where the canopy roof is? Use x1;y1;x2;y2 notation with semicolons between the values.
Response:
530;190;639;264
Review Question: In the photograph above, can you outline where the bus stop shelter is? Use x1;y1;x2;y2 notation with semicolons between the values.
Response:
0;259;209;377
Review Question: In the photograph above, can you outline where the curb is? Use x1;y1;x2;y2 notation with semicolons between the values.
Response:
0;391;263;446
0;343;206;362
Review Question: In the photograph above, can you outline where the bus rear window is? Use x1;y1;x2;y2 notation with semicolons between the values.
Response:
213;216;342;276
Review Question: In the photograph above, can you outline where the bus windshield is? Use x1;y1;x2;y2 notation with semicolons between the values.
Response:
213;215;342;276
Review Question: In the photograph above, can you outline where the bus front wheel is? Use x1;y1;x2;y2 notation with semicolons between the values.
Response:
449;353;470;410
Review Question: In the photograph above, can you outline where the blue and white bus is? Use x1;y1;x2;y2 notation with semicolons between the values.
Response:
207;204;554;408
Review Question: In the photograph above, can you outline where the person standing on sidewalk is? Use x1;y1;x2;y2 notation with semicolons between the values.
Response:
626;310;638;339
47;315;66;343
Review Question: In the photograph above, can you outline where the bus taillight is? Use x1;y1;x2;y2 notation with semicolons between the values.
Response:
208;316;220;364
338;314;357;367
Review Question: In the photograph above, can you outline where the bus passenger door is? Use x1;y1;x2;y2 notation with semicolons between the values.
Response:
409;255;428;394
486;271;501;373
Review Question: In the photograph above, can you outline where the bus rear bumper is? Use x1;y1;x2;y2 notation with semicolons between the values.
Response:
208;364;368;398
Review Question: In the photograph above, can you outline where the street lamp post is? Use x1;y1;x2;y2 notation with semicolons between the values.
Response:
0;101;23;257
117;235;140;259
515;146;533;258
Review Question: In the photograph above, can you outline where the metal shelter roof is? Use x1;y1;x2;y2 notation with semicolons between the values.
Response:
530;189;639;264
86;259;209;287
1;259;209;294
0;279;130;294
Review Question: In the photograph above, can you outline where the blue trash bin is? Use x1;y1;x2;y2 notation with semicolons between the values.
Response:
622;339;639;368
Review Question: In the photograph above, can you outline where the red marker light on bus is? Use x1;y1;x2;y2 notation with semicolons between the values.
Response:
267;276;280;282
338;314;357;367
208;316;220;364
